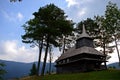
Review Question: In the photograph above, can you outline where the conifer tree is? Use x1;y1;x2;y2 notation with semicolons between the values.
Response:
29;63;37;76
0;62;6;80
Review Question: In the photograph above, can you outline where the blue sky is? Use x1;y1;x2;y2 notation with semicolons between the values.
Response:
0;0;120;63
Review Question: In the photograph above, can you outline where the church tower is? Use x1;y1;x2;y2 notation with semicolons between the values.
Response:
76;25;94;48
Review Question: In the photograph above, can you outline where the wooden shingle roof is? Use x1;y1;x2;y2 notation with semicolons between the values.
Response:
57;46;104;61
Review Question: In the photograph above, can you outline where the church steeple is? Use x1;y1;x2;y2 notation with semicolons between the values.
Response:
79;24;91;39
76;25;94;48
82;24;86;34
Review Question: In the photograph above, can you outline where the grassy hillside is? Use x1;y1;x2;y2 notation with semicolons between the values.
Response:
19;69;120;80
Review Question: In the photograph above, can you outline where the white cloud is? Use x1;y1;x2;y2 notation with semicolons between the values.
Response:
17;12;24;21
78;8;87;17
65;0;95;22
0;40;38;63
65;0;94;7
3;40;17;54
1;10;24;22
65;0;78;7
79;0;94;4
108;52;119;64
2;10;16;22
0;40;59;63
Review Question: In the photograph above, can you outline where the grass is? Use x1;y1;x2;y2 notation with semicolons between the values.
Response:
19;69;120;80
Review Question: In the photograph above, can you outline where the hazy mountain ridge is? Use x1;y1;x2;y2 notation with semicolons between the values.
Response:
107;62;120;69
0;60;56;79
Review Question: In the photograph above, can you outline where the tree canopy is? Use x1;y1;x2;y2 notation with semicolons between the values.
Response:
95;1;120;66
22;4;74;76
10;0;22;2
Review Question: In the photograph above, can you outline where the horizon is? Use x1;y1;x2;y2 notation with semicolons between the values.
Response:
0;58;119;65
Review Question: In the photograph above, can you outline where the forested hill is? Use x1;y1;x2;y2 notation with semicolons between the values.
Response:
0;60;56;79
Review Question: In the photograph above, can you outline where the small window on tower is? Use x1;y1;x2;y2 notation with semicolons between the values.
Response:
67;59;69;63
58;61;61;64
63;60;65;63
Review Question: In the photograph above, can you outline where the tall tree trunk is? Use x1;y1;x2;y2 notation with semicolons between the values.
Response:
114;36;120;66
103;38;107;69
62;37;66;54
41;37;49;76
49;49;52;75
36;39;43;76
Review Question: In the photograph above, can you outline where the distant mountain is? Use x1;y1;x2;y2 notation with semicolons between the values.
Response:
107;62;120;69
0;60;56;79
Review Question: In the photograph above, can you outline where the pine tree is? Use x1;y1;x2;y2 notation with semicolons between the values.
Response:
22;4;74;76
0;62;6;80
29;63;37;76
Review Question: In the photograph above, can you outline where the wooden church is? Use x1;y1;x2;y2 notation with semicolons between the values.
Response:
55;25;106;73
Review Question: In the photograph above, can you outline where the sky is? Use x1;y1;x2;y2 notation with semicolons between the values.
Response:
0;0;120;64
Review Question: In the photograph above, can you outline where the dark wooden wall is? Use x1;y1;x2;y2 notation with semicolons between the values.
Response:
56;60;102;73
76;38;94;48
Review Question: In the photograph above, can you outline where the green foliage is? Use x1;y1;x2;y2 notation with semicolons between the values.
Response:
32;4;74;45
0;62;6;80
29;63;37;76
103;1;120;40
20;70;120;80
97;1;120;41
113;66;116;69
10;0;22;2
94;1;120;52
22;3;74;50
